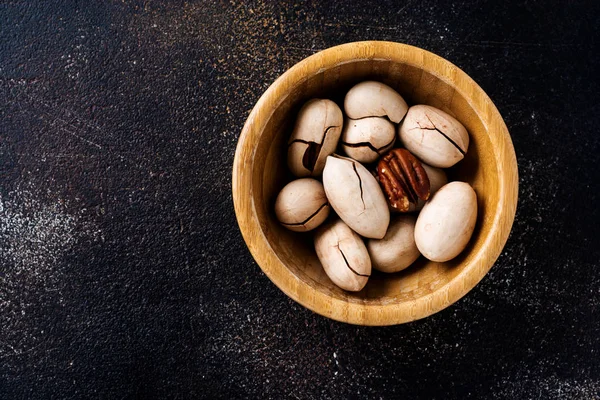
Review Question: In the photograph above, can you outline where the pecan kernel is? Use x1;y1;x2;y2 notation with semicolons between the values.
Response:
377;148;430;212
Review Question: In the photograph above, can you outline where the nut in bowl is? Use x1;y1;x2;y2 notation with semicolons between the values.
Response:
233;41;518;326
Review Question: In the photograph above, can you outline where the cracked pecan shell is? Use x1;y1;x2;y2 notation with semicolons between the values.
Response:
322;155;390;239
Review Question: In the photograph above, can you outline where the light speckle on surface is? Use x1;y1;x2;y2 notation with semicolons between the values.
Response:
0;187;100;360
492;374;600;399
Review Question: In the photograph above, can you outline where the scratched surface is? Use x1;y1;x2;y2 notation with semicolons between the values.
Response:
1;1;599;399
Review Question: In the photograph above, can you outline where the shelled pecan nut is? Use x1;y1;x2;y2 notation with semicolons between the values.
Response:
377;148;430;212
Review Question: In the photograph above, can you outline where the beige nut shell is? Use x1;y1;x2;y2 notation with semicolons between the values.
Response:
314;219;371;292
274;178;330;232
415;181;477;262
287;99;343;177
344;81;408;123
322;155;390;239
399;105;469;168
341;117;396;163
367;215;420;273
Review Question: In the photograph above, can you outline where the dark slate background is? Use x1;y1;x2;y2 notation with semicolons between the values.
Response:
1;1;599;399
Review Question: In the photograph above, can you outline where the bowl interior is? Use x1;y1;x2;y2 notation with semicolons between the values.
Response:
253;59;497;305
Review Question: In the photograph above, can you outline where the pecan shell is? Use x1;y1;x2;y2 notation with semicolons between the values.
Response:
377;148;430;212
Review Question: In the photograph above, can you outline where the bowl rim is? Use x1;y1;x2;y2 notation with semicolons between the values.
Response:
232;40;518;326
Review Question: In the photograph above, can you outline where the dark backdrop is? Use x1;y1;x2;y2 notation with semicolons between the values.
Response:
1;1;599;399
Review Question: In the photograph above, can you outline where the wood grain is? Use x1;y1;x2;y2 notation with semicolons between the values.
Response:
232;41;518;326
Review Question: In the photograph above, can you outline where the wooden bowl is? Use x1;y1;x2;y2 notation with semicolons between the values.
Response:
232;41;518;326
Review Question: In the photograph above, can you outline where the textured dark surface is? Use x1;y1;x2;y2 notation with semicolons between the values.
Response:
1;1;599;399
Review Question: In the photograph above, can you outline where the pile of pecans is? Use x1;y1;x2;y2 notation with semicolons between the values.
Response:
275;81;477;292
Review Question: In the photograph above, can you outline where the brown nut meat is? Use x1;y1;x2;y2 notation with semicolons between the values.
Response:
377;148;430;212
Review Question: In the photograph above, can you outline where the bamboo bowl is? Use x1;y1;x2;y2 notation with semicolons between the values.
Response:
232;41;518;326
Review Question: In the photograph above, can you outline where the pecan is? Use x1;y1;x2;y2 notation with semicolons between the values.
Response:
377;148;430;212
298;125;337;172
